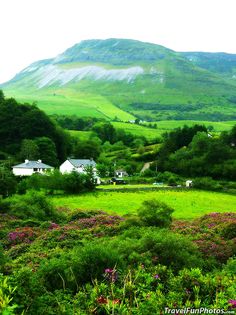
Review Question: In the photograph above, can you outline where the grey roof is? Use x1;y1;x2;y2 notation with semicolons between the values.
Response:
68;158;96;167
115;169;128;173
13;161;53;169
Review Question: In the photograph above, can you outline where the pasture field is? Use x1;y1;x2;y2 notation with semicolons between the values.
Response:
145;120;236;132
112;120;236;141
69;120;236;143
4;88;135;121
68;130;93;141
112;122;163;140
52;189;236;220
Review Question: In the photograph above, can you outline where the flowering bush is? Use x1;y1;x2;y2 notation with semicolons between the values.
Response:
8;227;38;245
75;214;124;229
172;212;236;264
72;265;236;314
1;207;236;314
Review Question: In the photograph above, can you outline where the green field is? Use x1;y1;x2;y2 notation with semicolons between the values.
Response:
68;120;235;142
112;122;163;140
144;120;236;132
112;120;236;141
69;130;93;141
52;189;236;220
3;89;135;121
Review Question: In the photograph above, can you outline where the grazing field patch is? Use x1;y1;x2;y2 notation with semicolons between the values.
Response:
112;120;236;141
52;189;236;220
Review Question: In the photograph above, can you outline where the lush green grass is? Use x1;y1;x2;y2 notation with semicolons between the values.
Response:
97;184;163;189
52;189;236;220
68;120;236;143
112;120;236;141
3;88;135;121
112;122;163;140
69;130;93;141
144;120;236;132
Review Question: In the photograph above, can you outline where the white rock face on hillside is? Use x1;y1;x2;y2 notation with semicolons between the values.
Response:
25;64;144;88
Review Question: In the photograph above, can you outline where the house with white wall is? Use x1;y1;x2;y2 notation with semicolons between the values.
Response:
114;169;128;178
12;160;53;176
59;158;100;184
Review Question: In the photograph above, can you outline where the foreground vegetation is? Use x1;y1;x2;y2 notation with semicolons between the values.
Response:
0;191;235;314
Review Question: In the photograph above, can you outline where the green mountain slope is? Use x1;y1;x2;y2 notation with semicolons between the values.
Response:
1;39;236;121
182;52;236;77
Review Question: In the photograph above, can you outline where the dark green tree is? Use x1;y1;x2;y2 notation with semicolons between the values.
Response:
0;90;4;103
73;140;101;159
19;139;39;160
35;137;58;166
92;122;116;143
0;167;17;197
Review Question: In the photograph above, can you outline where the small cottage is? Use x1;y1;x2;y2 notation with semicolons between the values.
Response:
186;180;193;188
115;169;128;178
12;160;53;176
59;158;100;184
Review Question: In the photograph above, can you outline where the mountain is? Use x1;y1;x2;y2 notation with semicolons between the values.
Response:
182;52;236;78
1;38;236;121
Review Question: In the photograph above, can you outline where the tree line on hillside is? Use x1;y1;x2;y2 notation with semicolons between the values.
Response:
154;124;236;180
0;91;71;165
51;114;105;131
52;114;147;145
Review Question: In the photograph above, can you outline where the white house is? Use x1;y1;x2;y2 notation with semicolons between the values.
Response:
59;158;101;184
186;180;193;188
12;160;53;176
115;169;128;178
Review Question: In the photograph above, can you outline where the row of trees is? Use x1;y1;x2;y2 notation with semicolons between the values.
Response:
0;168;96;198
51;115;105;131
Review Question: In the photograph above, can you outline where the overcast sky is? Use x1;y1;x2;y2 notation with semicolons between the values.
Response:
0;0;235;83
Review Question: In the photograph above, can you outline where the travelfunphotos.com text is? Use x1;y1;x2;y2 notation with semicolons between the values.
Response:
164;307;235;314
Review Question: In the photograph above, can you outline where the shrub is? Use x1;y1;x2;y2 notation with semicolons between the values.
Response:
8;227;38;246
194;177;222;191
223;257;236;275
5;190;63;221
16;170;96;195
69;209;105;221
0;245;6;272
62;172;95;194
110;228;203;271
172;212;236;265
37;243;123;292
137;199;174;227
0;168;17;198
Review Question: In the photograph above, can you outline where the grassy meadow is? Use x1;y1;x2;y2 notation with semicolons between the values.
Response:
68;130;94;141
3;88;135;121
112;120;236;141
52;189;236;220
143;120;236;132
68;120;236;143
